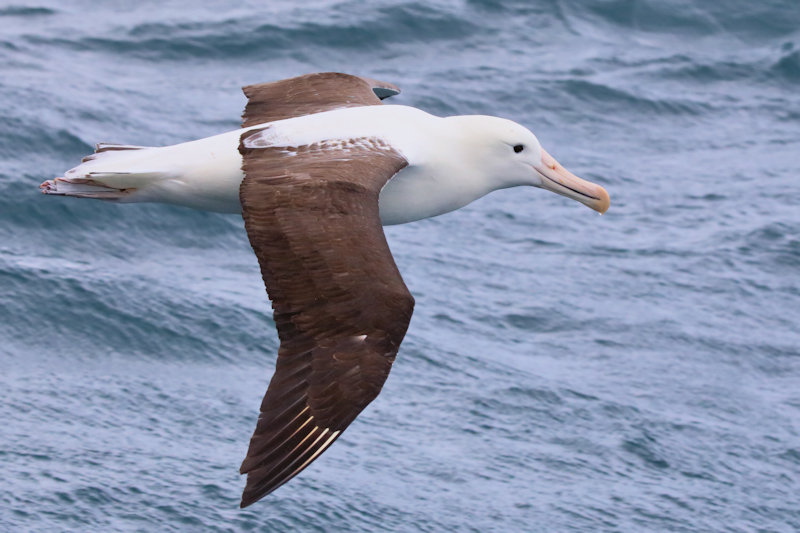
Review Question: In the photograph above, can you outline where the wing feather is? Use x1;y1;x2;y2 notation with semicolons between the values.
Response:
238;132;413;508
241;72;401;127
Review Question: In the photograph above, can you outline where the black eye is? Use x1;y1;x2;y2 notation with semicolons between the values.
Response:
513;144;524;153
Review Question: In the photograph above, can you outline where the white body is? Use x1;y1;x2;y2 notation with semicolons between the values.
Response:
54;105;540;225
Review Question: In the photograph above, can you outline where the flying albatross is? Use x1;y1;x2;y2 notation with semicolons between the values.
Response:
40;72;610;507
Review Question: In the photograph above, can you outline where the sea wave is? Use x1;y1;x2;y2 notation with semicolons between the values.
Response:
2;0;800;531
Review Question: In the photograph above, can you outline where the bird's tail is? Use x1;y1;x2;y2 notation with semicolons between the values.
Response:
40;143;164;200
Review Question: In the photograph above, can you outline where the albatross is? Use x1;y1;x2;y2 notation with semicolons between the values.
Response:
40;72;610;507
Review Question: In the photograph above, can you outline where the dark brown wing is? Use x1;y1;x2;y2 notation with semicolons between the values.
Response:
237;131;414;508
241;72;401;127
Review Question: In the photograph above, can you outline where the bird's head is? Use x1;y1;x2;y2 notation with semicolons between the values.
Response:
449;115;610;214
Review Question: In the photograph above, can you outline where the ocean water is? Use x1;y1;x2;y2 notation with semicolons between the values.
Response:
1;0;799;531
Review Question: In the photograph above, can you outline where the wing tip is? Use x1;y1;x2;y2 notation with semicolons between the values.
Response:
238;474;282;509
239;494;257;509
237;428;343;508
356;75;401;99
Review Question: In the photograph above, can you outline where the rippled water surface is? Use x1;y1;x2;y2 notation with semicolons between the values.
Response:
2;1;799;531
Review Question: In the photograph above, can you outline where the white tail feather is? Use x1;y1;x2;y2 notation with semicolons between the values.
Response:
40;177;134;200
42;128;246;213
42;142;169;200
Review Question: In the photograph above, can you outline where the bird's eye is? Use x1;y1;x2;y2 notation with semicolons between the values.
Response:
513;144;524;153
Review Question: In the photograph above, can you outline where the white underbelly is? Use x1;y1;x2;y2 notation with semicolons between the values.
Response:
113;107;478;223
134;159;472;227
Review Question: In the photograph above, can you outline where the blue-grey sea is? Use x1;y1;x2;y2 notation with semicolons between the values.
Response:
2;1;799;531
